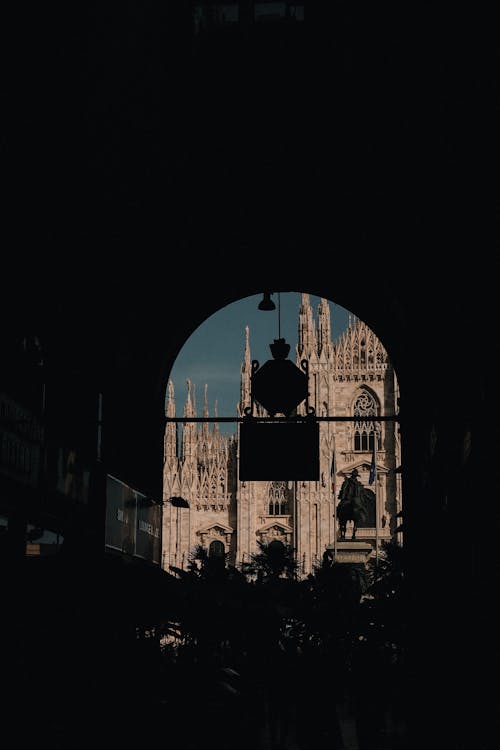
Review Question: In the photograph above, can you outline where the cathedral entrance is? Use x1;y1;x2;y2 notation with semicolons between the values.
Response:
209;539;224;558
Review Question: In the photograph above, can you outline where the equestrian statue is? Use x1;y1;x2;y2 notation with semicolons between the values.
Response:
336;468;370;540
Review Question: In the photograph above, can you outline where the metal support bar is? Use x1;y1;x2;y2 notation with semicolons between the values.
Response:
164;415;400;423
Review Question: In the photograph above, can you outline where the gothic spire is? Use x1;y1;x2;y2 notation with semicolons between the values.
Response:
203;383;209;417
164;380;177;462
201;383;209;440
242;325;250;371
298;292;316;357
317;297;332;357
239;325;252;415
181;379;197;461
213;399;219;437
184;379;194;417
166;379;175;418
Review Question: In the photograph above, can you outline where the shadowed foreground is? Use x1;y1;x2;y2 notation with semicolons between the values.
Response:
4;539;409;749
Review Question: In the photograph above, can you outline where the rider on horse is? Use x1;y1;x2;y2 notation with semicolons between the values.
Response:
336;468;368;540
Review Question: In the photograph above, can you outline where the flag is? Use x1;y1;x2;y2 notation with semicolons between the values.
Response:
330;451;336;495
369;444;376;485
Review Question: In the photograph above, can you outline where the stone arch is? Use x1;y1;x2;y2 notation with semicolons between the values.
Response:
164;290;401;577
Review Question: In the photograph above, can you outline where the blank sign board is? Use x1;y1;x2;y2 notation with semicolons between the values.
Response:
239;421;319;481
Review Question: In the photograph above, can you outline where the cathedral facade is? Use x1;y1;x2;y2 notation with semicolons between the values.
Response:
162;294;402;576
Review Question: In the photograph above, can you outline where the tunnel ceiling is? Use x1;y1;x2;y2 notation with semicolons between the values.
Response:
1;2;489;495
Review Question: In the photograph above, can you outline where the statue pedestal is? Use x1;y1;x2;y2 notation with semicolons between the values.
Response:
326;541;373;565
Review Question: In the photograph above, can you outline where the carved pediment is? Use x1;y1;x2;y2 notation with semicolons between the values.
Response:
257;521;293;535
340;459;389;477
196;522;234;537
256;521;293;544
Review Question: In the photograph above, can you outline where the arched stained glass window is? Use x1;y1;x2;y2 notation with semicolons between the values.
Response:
268;481;290;515
353;389;380;451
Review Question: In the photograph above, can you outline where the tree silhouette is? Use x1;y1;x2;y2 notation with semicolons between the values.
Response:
245;539;299;581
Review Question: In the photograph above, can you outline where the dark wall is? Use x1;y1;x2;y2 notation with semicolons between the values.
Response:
2;4;494;747
3;0;491;513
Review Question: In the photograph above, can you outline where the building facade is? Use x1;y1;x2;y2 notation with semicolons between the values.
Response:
162;294;401;576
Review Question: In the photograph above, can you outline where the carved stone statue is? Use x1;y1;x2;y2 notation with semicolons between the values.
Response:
336;468;368;540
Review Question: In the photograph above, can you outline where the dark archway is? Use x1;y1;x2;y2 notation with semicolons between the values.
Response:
267;540;285;554
0;4;490;746
2;242;491;750
209;539;225;558
164;291;402;575
357;488;376;528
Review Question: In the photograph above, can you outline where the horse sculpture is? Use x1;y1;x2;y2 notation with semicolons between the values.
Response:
336;469;369;540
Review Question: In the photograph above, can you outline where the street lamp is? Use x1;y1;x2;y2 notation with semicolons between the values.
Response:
258;292;276;311
168;496;190;508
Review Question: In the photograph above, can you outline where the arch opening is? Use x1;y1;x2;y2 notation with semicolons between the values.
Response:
162;291;402;576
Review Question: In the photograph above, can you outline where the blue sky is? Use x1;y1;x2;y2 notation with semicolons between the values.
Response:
168;293;352;434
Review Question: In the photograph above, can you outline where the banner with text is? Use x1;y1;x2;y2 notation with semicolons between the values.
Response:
105;474;161;564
